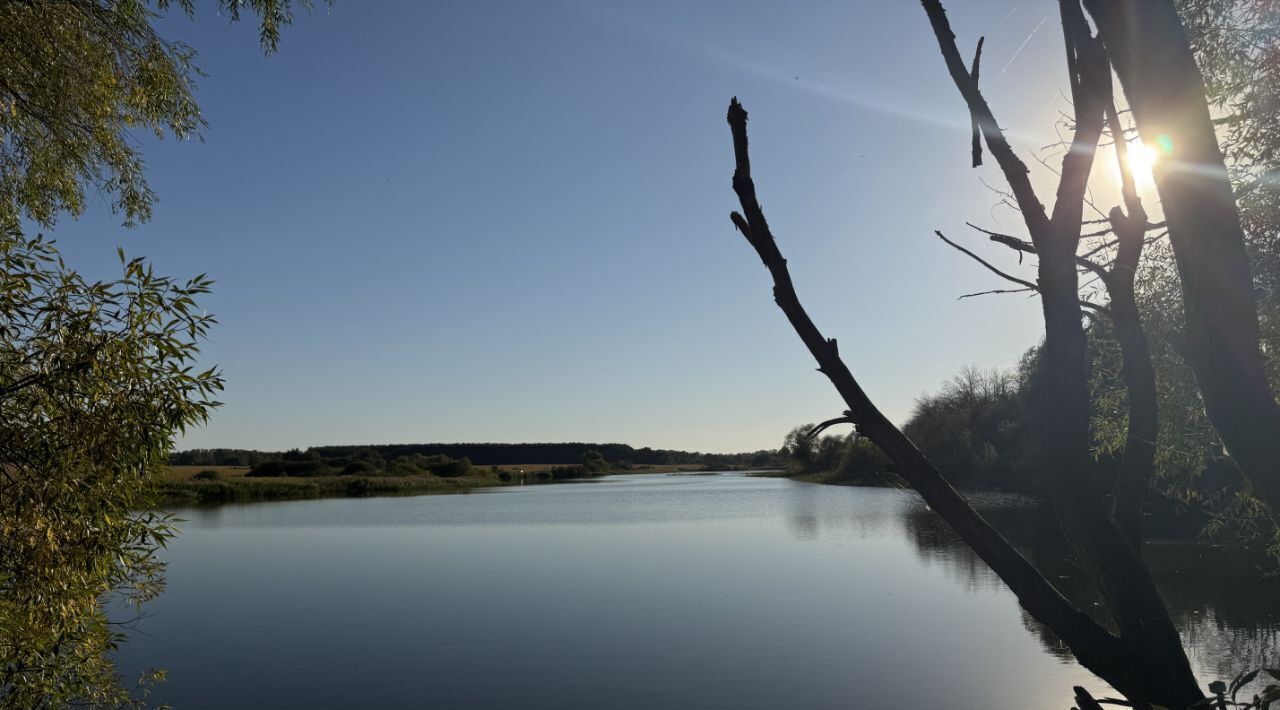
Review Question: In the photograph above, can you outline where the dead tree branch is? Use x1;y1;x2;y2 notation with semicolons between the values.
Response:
806;415;856;439
726;96;1137;693
940;230;1109;313
958;287;1035;300
969;37;984;168
935;230;1037;291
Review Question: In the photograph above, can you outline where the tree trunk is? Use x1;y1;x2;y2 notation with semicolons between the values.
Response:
1107;210;1158;548
1036;187;1201;710
1084;0;1280;514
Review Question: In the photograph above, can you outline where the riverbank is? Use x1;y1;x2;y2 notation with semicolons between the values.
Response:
158;463;717;505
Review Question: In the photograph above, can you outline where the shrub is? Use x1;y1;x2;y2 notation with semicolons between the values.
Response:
193;469;221;481
246;459;333;478
341;461;378;476
548;465;591;480
582;449;608;473
431;457;472;478
831;438;892;483
246;460;287;477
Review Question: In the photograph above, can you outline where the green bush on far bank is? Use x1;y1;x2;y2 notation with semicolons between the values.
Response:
246;450;478;479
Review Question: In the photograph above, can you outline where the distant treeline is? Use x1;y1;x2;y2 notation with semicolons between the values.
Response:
171;443;783;469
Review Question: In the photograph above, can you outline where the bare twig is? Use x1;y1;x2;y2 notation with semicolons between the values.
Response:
958;287;1036;300
935;230;1038;291
969;37;985;168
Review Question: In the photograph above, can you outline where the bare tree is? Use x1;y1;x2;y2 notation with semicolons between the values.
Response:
944;97;1161;548
721;1;1211;705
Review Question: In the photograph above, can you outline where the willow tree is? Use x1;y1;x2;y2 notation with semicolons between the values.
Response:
1081;0;1280;515
0;0;316;228
1084;0;1280;555
0;232;222;706
0;1;316;704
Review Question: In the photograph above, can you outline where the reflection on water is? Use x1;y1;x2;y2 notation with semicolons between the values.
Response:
889;490;1277;678
111;473;1278;709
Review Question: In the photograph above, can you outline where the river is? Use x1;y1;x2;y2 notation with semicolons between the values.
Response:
111;472;1279;709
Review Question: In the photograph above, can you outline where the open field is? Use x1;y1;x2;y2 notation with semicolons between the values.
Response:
167;465;253;481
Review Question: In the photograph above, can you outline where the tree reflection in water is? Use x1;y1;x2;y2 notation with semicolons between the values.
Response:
901;494;1280;679
783;483;1278;680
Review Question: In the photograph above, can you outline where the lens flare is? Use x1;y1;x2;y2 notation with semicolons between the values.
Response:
1127;140;1159;178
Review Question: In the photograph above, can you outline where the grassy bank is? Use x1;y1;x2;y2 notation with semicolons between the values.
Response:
158;463;712;506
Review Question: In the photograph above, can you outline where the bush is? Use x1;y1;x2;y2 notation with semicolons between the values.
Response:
246;459;333;478
246;460;286;477
341;461;378;476
548;465;591;480
582;449;608;473
431;457;472;478
193;469;221;481
831;438;892;482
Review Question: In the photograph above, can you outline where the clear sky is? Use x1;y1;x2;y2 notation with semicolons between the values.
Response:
53;0;1120;454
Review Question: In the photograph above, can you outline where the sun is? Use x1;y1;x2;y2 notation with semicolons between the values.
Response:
1117;139;1159;190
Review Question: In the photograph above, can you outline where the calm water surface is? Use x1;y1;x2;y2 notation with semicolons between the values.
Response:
113;472;1279;709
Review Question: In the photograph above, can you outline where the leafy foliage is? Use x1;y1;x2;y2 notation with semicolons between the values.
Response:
904;365;1030;491
0;227;221;706
0;1;320;704
1074;0;1280;558
1193;668;1280;709
581;449;607;473
780;424;892;484
0;0;318;228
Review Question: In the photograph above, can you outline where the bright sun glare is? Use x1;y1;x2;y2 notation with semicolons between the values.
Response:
1122;139;1159;188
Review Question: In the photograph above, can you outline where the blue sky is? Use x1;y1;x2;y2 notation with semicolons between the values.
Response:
54;0;1101;453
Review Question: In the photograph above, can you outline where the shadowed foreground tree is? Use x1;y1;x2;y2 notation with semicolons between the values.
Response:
951;0;1280;559
1070;0;1280;556
1081;0;1280;515
720;0;1221;704
940;98;1161;547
